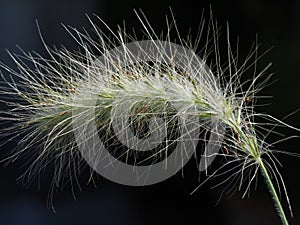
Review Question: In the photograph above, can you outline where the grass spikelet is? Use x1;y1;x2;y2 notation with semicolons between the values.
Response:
0;10;298;224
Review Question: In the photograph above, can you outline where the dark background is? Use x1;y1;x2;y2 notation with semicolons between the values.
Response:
0;0;300;225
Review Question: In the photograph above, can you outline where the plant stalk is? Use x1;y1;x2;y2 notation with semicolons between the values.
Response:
258;157;289;225
222;107;290;225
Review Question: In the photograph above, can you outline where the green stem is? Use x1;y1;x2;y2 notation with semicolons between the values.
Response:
198;98;290;225
258;157;289;225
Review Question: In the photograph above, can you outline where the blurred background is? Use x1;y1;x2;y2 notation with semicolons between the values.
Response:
0;0;300;225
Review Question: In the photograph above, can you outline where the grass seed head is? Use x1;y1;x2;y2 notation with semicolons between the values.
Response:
0;10;298;224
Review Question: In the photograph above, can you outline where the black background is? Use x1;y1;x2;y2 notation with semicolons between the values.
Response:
0;0;300;225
